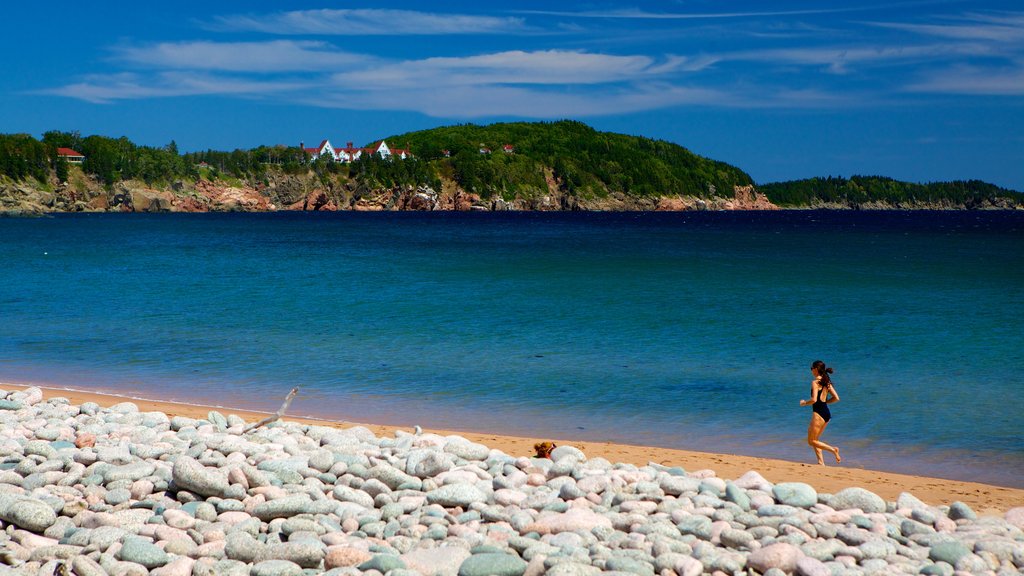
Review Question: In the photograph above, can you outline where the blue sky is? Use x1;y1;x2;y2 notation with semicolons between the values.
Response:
2;1;1022;189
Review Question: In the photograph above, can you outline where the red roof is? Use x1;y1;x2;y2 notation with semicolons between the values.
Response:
57;148;83;157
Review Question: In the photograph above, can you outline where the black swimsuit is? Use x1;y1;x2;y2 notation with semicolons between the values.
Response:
812;384;831;423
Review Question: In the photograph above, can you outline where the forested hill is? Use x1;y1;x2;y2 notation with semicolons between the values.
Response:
384;121;753;199
759;176;1023;209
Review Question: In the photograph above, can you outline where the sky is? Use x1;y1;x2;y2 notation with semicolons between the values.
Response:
1;1;1023;189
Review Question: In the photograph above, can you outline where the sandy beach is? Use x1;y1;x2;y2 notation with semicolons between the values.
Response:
6;383;1021;515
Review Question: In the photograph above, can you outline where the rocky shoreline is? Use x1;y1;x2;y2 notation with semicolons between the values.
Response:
1;386;1022;576
7;170;1017;215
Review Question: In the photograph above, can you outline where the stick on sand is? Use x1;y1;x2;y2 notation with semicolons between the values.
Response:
243;386;299;432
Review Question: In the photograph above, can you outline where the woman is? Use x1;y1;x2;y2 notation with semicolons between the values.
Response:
799;360;841;465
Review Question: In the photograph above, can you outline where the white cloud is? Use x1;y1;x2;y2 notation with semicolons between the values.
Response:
870;11;1024;42
331;51;687;89
304;83;732;118
210;9;527;35
516;7;878;20
114;40;369;72
39;72;309;104
906;63;1024;95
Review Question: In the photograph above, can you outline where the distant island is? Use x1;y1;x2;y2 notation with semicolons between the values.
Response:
1;121;1020;214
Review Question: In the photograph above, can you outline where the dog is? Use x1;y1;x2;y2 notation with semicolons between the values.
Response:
533;441;557;459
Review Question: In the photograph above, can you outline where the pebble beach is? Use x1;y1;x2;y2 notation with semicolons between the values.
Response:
1;385;1023;576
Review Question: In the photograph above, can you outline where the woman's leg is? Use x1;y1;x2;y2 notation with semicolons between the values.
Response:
807;417;825;464
808;417;840;464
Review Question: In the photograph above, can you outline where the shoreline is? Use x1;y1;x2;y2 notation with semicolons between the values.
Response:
4;382;1022;514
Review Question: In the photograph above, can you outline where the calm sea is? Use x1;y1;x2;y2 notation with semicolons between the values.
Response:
1;211;1022;486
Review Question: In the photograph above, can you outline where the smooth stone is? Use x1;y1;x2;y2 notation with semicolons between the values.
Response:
117;537;170;569
525;507;612;535
445;440;491;461
171;456;228;498
723;481;750;511
253;495;313;521
0;399;23;410
71;555;109;576
747;543;804;574
359;554;406;573
254;542;326;569
795;556;830;576
928;541;971;566
458;553;528;576
677;516;713;539
401;546;472;576
426;484;488;508
947;501;976;521
325;547;374;569
604;556;654;575
829;487;885;514
251;559;303;576
773;482;817;508
719;528;755;549
0;495;58;532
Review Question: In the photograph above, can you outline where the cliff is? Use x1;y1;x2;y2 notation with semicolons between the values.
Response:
0;169;779;215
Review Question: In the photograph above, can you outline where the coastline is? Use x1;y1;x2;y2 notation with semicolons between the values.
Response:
5;383;1022;514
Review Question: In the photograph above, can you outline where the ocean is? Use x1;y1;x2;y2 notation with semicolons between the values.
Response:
1;211;1022;486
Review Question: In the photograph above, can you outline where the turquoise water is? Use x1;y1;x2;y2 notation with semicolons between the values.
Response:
1;211;1022;486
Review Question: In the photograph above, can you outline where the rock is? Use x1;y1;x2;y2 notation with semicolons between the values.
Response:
71;555;108;576
359;554;406;573
772;482;817;508
829;487;885;514
253;495;313;521
795;556;830;576
719;528;755;549
427;484;488;508
406;449;454;478
458;553;528;576
928;541;971;566
723;481;750;510
325;546;374;569
523;507;613;535
445;440;491;461
1005;506;1024;528
747;543;804;574
401;546;471;576
0;399;23;410
0;495;58;532
604;556;654;575
947;501;976;521
677;515;712;539
550;445;586;462
251;560;303;576
171;456;228;497
117;537;170;569
255;542;326;569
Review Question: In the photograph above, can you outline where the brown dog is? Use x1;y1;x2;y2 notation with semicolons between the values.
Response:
533;441;557;459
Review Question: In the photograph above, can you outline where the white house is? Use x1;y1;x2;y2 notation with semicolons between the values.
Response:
302;139;337;161
301;138;413;163
365;140;411;159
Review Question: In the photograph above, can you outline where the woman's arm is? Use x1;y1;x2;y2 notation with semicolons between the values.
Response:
826;384;840;403
799;381;820;406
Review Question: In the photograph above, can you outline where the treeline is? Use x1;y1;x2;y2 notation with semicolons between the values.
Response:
386;120;753;199
0;131;437;190
759;176;1024;207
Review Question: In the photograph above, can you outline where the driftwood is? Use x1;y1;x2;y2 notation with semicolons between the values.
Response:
243;387;299;432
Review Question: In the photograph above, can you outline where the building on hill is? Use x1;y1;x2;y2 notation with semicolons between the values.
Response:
337;142;363;163
365;140;411;160
300;139;412;162
57;148;85;164
302;140;336;161
502;144;515;154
